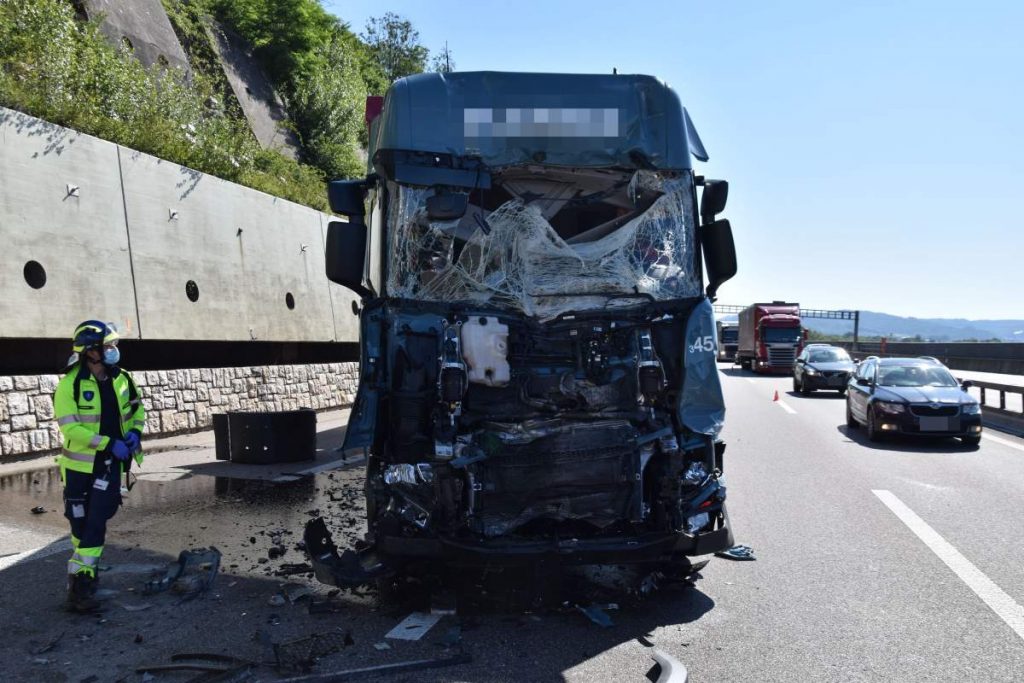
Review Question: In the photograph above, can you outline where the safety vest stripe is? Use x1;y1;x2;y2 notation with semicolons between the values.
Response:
88;434;104;449
57;414;101;426
61;449;95;463
132;420;145;429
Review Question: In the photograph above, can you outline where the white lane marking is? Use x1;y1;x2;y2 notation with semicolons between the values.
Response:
0;538;72;572
983;433;1024;453
872;490;1024;643
776;399;797;414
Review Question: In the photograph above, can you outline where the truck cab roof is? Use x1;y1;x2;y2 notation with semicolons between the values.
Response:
370;71;708;174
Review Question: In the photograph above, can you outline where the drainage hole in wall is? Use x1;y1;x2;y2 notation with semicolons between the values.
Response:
185;280;200;302
286;292;295;310
24;261;46;289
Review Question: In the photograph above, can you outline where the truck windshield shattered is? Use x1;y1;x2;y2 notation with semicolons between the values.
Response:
309;71;738;603
386;170;701;319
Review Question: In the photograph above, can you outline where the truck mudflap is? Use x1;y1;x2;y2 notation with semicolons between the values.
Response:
303;517;392;588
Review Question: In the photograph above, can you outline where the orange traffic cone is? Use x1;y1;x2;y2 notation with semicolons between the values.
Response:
773;390;779;402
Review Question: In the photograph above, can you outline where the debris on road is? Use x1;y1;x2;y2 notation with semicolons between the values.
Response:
117;602;153;612
273;629;354;672
268;594;287;607
29;506;46;514
276;562;313;577
576;603;615;628
651;648;689;682
273;651;472;682
137;653;252;676
283;583;312;604
307;599;345;615
144;547;221;600
373;642;391;651
715;545;756;561
385;611;442;641
29;631;64;655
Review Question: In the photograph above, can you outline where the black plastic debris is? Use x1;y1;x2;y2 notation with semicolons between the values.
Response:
303;518;389;587
715;545;755;561
30;506;46;514
273;629;354;673
143;548;221;600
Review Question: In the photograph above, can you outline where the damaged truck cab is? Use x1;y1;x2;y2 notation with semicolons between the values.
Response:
312;72;738;586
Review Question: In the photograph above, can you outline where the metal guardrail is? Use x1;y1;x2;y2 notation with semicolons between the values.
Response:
839;342;1024;376
963;379;1024;436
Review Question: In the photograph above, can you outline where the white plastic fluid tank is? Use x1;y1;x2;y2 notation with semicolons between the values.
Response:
461;316;510;387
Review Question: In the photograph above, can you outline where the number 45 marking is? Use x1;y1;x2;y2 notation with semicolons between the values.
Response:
689;335;715;354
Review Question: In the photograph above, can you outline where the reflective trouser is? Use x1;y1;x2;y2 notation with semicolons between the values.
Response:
61;465;121;577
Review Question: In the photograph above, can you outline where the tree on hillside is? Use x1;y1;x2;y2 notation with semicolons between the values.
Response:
430;42;456;73
362;12;428;84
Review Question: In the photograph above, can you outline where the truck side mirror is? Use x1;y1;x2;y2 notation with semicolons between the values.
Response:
326;221;372;298
701;179;729;223
325;179;373;298
327;179;368;217
700;219;737;299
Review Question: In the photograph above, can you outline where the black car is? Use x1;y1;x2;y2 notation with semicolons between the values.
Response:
793;344;856;395
845;357;982;444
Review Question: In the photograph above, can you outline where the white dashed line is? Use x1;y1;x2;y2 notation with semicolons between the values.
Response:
873;490;1024;643
983;433;1024;453
776;399;797;414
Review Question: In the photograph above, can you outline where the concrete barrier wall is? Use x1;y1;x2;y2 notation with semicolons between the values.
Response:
0;362;359;459
0;106;359;344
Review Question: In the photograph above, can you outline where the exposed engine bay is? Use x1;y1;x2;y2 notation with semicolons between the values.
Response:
307;297;731;586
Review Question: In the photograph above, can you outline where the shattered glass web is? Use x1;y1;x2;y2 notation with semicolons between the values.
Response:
386;176;700;319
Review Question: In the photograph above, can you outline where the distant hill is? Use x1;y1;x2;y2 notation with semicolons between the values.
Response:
804;311;1024;341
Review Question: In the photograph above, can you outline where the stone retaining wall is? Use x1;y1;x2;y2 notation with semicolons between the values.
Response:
0;362;359;458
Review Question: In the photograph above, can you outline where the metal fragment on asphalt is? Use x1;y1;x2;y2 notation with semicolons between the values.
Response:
385;612;442;641
715;544;755;561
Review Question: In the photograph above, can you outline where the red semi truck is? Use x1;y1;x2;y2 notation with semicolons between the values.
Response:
736;302;804;373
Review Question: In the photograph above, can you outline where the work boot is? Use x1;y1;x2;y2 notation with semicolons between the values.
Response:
65;573;100;613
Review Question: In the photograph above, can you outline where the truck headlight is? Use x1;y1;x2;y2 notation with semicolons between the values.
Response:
875;401;905;415
961;403;982;415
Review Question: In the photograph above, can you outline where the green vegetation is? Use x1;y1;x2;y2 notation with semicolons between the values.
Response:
0;0;450;210
0;0;329;209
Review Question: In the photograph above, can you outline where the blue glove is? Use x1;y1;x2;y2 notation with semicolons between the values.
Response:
125;431;141;453
110;439;132;462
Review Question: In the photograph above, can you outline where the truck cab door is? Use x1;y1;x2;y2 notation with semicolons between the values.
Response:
342;301;384;451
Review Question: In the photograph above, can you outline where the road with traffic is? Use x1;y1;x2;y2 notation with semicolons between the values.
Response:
1;369;1023;681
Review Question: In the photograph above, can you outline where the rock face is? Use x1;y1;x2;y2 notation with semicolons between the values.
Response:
81;0;193;76
0;362;359;458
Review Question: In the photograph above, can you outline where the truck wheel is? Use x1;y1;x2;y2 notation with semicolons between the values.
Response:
866;407;882;442
846;401;858;428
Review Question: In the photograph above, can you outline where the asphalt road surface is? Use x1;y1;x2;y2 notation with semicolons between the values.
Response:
2;367;1024;681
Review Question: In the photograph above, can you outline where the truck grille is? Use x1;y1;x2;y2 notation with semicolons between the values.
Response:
767;347;796;367
910;405;959;417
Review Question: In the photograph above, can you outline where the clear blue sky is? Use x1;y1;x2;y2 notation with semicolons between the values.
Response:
326;0;1022;320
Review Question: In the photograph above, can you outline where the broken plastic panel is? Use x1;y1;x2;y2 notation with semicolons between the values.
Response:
385;171;701;319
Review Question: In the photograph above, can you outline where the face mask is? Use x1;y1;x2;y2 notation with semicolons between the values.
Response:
103;346;120;366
